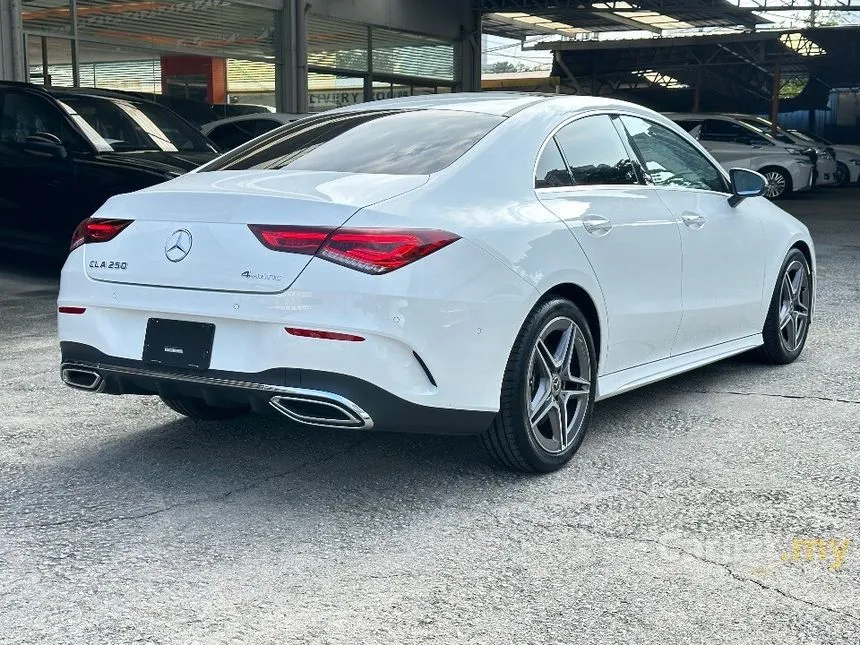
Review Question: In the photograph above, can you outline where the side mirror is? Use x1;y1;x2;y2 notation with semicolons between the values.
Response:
22;133;68;159
728;168;767;207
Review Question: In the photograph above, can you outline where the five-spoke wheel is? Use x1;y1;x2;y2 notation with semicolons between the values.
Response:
778;259;811;354
759;248;812;364
481;297;597;473
526;316;591;455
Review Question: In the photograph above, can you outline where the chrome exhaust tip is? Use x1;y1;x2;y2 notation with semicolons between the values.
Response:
61;366;104;392
269;389;373;430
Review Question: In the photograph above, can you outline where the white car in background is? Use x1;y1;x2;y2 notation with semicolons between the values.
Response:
666;113;816;199
788;129;860;186
727;114;838;187
201;112;306;151
58;93;815;473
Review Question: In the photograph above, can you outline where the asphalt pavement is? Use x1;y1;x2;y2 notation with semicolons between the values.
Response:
1;189;858;644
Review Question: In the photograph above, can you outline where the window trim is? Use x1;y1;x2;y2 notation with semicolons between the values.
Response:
616;114;731;196
533;110;646;192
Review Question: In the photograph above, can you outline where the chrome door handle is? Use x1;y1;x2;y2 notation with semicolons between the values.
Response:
582;214;612;237
682;213;706;230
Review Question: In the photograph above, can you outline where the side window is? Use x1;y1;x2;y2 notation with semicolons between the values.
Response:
252;118;281;137
674;120;702;134
554;115;639;186
701;119;767;145
207;122;249;150
534;138;572;188
0;91;75;145
619;115;729;194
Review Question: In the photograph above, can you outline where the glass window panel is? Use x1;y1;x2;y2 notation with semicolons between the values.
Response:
535;138;573;188
307;15;368;73
620;116;728;193
22;0;72;37
72;0;276;60
555;115;639;186
371;27;457;82
308;72;365;112
204;109;504;175
26;36;72;87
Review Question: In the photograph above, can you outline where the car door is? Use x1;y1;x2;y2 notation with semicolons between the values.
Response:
0;89;82;254
536;113;683;374
617;115;766;354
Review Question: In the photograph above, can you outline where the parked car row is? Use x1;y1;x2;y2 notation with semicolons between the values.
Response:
1;81;858;259
665;112;860;198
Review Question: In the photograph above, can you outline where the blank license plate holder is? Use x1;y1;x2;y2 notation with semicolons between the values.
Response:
142;318;215;370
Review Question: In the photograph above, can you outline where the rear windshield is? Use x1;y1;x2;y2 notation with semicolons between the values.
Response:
201;109;504;175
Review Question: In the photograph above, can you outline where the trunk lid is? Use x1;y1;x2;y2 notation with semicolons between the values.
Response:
84;170;427;293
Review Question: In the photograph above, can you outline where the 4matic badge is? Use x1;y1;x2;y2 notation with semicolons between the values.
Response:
241;270;283;281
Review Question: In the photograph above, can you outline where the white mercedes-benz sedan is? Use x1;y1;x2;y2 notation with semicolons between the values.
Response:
58;93;815;473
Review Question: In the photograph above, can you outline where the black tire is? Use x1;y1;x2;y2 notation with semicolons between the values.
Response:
757;249;812;365
834;162;849;188
760;166;793;200
160;396;250;421
480;297;597;473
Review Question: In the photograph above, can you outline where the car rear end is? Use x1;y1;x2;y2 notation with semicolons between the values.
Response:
57;106;532;435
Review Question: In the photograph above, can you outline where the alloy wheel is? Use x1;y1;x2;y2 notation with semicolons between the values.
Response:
525;316;591;455
778;259;811;353
763;171;787;199
834;163;848;187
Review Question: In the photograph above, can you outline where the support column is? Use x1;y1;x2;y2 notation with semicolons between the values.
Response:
70;0;80;87
692;67;702;113
770;57;781;135
275;0;308;113
458;8;481;92
0;0;26;82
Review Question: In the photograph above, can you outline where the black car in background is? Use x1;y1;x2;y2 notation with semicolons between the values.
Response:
0;82;219;257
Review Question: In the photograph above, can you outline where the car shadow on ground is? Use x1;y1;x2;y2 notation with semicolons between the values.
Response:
10;352;786;523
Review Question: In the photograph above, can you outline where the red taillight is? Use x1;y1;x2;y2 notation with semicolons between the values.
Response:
248;225;459;274
58;306;86;315
71;218;134;251
285;327;365;342
248;225;331;256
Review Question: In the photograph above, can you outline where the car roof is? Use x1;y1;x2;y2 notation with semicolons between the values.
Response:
0;81;165;107
328;91;669;119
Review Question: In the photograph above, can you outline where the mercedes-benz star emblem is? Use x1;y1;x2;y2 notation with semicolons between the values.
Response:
165;229;192;263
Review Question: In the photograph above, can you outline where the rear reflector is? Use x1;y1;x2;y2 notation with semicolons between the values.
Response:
58;306;86;314
71;218;133;251
248;225;459;274
285;327;365;342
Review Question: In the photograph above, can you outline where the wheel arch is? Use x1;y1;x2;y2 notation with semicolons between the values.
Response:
542;282;603;372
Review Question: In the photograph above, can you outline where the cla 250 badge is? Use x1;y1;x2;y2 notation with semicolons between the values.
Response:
89;260;128;270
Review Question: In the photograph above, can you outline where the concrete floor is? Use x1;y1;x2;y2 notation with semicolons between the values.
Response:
0;189;858;644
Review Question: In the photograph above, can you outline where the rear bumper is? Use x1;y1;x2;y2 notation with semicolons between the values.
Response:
814;159;838;186
60;342;495;435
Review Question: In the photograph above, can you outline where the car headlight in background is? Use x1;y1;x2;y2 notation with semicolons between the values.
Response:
818;152;832;160
850;158;860;166
785;147;804;155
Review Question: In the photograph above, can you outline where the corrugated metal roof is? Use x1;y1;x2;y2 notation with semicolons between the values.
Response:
479;0;767;39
